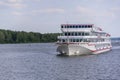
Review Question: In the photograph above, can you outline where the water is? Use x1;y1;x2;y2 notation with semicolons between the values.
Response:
0;42;120;80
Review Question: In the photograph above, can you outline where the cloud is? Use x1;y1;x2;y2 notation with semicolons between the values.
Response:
76;6;117;18
10;3;26;8
93;0;104;2
11;8;65;16
76;6;94;15
12;11;23;15
32;8;65;14
0;1;7;5
8;0;18;3
110;7;120;12
0;0;26;9
8;0;41;3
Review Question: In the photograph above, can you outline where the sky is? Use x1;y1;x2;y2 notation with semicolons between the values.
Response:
0;0;120;37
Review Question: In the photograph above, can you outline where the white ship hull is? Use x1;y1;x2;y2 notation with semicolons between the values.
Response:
57;43;111;56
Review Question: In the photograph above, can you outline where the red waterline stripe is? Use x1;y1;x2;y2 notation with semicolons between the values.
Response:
91;47;112;52
56;42;95;46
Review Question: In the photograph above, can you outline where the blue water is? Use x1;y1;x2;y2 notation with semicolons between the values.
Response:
0;42;119;80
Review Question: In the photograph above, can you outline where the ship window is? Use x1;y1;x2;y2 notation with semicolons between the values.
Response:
68;33;70;36
78;32;81;36
79;25;81;28
67;26;69;28
70;26;72;28
75;32;77;36
75;25;78;28
76;39;79;42
73;39;75;42
82;25;84;28
62;39;65;42
85;25;87;28
80;39;82;42
65;33;67;36
82;32;84;36
61;26;63;28
88;25;91;28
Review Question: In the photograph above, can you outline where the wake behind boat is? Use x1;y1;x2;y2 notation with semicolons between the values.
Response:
56;24;112;56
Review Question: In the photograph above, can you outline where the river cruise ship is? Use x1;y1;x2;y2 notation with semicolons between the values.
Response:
56;24;112;56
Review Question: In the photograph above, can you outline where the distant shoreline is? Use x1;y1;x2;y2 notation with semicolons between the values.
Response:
0;29;60;44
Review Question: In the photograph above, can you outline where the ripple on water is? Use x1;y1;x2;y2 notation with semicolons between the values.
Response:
0;43;119;80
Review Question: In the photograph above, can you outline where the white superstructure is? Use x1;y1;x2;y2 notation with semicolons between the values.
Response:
56;24;112;56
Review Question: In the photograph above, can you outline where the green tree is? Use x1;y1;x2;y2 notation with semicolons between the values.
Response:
0;31;5;43
0;29;60;43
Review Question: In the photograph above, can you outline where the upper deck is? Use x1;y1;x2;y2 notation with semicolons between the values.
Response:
61;24;103;33
61;24;93;28
57;24;111;43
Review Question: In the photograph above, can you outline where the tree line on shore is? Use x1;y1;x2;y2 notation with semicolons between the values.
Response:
0;29;60;43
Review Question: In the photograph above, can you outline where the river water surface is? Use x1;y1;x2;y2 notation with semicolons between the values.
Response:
0;42;120;80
